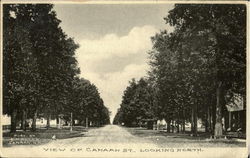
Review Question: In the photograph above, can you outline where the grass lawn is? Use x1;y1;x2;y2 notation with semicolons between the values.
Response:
3;126;87;147
125;127;246;147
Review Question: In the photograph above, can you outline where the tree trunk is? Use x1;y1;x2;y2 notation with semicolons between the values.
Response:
212;103;216;133
191;103;197;136
177;112;180;133
205;106;210;133
191;106;194;133
209;107;213;133
242;95;246;132
194;104;197;136
72;113;76;126
177;122;179;133
224;111;229;132
70;113;73;131
46;113;50;129
56;115;59;128
21;109;27;131
167;119;171;133
228;111;232;131
237;111;241;130
205;114;208;133
32;110;38;131
234;112;238;130
194;105;197;136
171;120;174;133
214;82;223;137
242;110;246;132
11;109;17;133
182;109;185;133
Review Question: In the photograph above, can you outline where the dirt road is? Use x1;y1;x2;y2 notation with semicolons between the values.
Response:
46;125;156;148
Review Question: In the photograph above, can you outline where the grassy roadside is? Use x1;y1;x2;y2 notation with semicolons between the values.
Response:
3;126;87;147
125;127;246;147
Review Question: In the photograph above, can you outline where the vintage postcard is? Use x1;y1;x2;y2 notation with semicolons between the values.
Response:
0;0;249;157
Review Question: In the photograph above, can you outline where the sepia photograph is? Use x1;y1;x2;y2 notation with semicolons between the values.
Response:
1;1;248;157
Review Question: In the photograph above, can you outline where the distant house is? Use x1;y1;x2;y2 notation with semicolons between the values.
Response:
225;93;246;132
35;118;57;127
139;118;157;129
157;119;167;130
2;114;11;125
1;114;66;130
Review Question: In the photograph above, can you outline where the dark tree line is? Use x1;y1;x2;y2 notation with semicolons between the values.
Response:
3;4;110;133
113;4;246;137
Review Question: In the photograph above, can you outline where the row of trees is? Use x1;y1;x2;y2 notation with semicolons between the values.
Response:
3;4;110;132
69;78;110;126
113;4;246;137
113;78;155;126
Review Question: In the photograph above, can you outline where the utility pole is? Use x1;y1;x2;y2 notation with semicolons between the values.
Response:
70;112;73;132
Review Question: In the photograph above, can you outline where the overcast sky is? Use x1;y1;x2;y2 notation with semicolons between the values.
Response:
54;4;174;121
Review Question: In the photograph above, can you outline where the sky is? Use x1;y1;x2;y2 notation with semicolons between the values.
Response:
54;4;174;121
